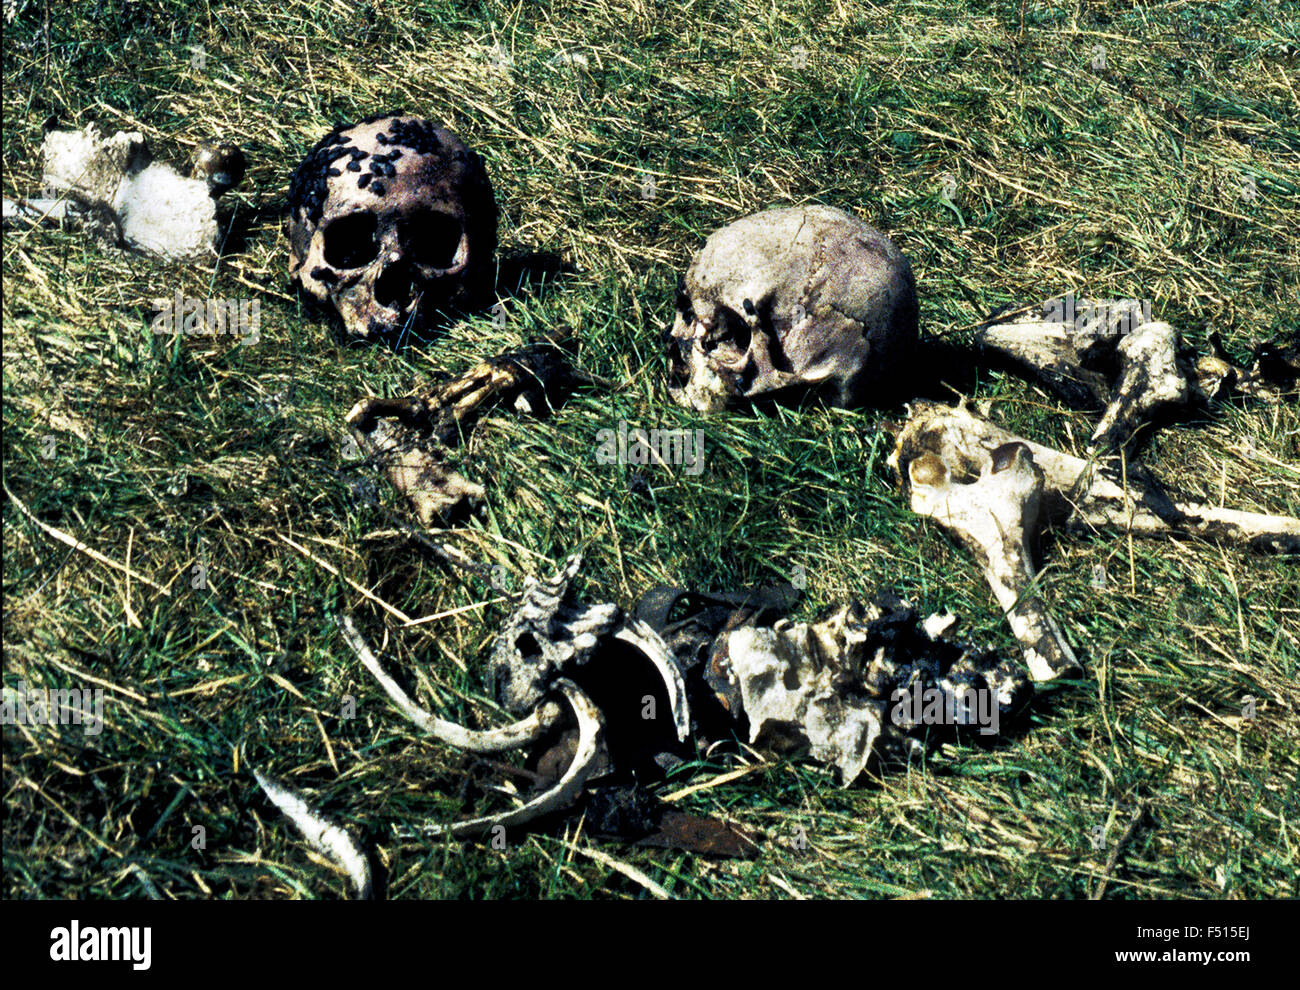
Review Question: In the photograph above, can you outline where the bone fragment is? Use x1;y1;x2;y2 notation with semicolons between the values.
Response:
252;767;372;899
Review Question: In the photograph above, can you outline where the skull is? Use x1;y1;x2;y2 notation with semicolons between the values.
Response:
667;205;918;411
287;114;498;341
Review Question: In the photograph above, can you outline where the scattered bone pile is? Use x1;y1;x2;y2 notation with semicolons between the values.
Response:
273;122;1293;889
19;113;1291;889
333;555;1028;829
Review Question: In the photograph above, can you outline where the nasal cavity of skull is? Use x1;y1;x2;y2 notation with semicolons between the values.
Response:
399;210;463;269
323;212;381;269
373;259;414;310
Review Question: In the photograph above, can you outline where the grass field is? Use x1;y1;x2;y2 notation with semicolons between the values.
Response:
3;0;1298;899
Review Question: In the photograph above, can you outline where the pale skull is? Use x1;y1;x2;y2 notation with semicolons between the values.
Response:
288;114;497;341
667;205;919;411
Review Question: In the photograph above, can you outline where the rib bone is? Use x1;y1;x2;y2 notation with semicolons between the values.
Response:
252;768;373;899
612;618;691;743
340;615;562;752
419;678;605;838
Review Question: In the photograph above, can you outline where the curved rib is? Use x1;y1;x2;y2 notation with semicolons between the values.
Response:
613;619;691;742
339;615;561;752
422;678;605;838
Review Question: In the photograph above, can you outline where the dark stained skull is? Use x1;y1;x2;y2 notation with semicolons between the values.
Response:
667;205;919;410
287;114;498;341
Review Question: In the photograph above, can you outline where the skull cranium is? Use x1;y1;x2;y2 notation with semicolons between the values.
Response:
667;205;919;411
287;114;498;341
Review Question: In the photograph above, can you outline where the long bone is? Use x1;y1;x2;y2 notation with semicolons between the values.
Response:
978;301;1297;453
891;431;1080;683
1088;321;1187;451
894;400;1300;552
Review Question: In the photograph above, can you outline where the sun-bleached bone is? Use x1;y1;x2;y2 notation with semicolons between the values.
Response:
612;619;691;743
417;678;605;839
894;400;1300;553
979;300;1296;451
252;767;373;899
1089;321;1188;450
891;429;1081;683
4;123;231;259
339;615;562;752
489;554;624;715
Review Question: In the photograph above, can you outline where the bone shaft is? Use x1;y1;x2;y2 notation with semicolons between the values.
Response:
1070;492;1300;546
2;197;70;222
981;545;1080;683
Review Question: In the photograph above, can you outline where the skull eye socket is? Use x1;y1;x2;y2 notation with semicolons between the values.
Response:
323;212;380;269
718;306;752;354
400;210;464;269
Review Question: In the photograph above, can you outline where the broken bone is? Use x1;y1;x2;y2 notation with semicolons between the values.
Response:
892;400;1300;553
892;432;1081;683
2;122;241;259
706;596;1031;782
252;767;373;899
489;554;691;741
344;339;580;525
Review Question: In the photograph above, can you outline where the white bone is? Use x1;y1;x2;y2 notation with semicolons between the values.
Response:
419;678;604;838
612;618;691;742
252;768;372;899
898;400;1300;550
1090;321;1188;450
35;123;220;259
901;439;1080;682
339;615;561;752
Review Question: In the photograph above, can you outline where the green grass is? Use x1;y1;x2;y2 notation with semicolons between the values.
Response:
4;0;1298;899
